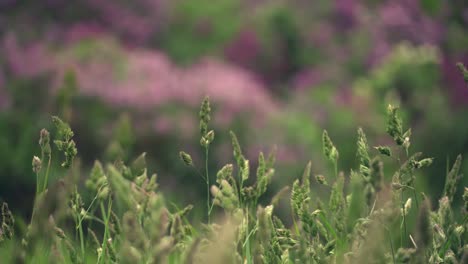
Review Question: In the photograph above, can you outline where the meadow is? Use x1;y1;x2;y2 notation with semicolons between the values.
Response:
1;1;468;263
0;93;467;263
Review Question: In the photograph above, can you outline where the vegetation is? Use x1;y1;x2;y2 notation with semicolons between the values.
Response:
0;94;466;263
1;2;468;263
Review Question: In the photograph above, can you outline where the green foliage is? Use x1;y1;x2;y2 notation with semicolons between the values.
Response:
420;0;442;15
106;113;135;161
161;0;242;64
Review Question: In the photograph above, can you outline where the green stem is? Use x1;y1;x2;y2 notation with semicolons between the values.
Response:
239;177;245;208
99;199;112;264
334;161;338;179
245;210;253;264
412;188;419;210
385;226;396;264
77;214;85;261
76;187;103;230
37;150;44;196
401;192;407;247
291;207;300;236
35;172;40;199
208;200;215;218
42;153;52;193
205;147;210;224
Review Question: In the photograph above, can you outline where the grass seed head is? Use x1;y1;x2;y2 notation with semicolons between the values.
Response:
386;104;404;145
401;198;412;216
443;155;463;203
39;129;51;155
32;156;42;173
256;152;266;181
52;117;77;168
375;146;392;157
315;174;328;185
201;130;215;147
179;151;193;167
257;168;274;199
357;128;370;168
229;131;245;168
211;180;239;211
322;130;339;164
256;205;274;243
241;159;250;182
199;96;211;137
130;152;147;177
216;164;233;184
206;130;215;144
415;158;434;168
437;196;453;230
52;116;74;141
0;203;14;241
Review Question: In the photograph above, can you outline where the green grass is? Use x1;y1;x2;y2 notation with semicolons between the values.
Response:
0;97;466;264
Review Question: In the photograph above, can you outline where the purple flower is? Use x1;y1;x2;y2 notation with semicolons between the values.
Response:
291;68;323;91
334;0;357;29
363;0;443;66
225;29;261;70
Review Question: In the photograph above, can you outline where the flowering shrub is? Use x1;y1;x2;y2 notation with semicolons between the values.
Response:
1;35;276;130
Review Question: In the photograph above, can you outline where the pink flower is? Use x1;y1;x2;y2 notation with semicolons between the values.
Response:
3;34;55;77
66;23;105;43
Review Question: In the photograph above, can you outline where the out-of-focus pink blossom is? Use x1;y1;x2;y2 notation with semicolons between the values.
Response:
66;23;106;43
2;34;55;77
83;0;168;44
2;34;277;132
180;58;276;115
380;3;412;27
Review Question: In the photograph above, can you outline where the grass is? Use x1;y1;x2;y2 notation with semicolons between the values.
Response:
0;95;467;264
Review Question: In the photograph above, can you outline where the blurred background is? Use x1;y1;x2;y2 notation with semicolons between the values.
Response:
1;0;468;221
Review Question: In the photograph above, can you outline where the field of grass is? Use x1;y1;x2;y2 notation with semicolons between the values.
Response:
0;93;466;264
2;2;468;263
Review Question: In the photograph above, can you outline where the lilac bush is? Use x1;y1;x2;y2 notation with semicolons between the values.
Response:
1;34;277;135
